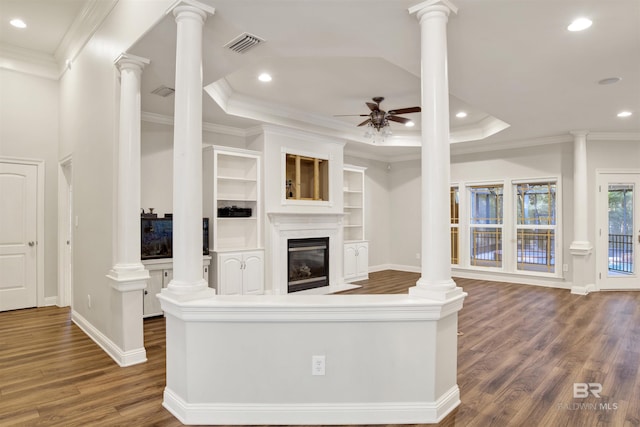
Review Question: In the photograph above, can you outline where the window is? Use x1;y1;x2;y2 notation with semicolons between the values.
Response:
451;186;459;265
469;185;503;268
515;182;557;273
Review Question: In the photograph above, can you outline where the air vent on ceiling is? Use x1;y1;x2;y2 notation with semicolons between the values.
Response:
151;85;175;97
224;32;265;54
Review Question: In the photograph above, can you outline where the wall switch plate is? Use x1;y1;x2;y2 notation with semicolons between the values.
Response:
312;355;325;376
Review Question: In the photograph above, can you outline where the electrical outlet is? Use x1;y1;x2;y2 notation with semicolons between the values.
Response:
312;355;325;376
416;252;421;260
563;264;569;272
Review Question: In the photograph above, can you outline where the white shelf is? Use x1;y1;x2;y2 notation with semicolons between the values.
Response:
204;146;262;252
218;176;257;183
343;165;366;242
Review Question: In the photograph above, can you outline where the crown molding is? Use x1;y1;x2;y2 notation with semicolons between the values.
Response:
587;132;640;141
55;0;118;78
141;111;247;138
450;134;573;156
0;43;58;80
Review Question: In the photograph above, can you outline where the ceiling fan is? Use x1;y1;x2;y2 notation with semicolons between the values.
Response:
336;97;421;131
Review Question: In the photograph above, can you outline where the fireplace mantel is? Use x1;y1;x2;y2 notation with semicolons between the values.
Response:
265;211;359;294
267;212;346;225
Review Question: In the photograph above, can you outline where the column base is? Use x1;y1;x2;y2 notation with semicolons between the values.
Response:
105;270;148;366
107;263;150;291
409;278;463;301
569;241;593;256
163;279;216;302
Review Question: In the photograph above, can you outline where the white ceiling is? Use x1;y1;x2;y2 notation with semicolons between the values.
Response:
2;0;639;161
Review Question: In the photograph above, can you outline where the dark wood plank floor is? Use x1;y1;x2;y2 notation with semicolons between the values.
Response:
1;270;639;426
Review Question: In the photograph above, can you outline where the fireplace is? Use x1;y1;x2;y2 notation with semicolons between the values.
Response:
288;237;329;293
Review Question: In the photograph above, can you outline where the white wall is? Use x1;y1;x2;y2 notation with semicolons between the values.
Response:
0;69;59;301
388;158;422;270
58;0;171;349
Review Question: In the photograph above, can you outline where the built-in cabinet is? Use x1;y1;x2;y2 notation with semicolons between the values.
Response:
204;146;264;295
343;165;368;281
344;241;369;282
142;257;211;317
213;250;264;295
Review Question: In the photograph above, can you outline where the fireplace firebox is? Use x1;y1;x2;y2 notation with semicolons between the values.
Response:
287;237;329;293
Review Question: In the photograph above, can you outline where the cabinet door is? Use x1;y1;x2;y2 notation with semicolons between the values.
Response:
144;270;164;317
344;244;358;280
242;252;264;295
218;253;243;295
356;243;369;277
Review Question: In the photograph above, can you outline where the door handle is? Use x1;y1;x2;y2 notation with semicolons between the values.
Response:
28;241;35;247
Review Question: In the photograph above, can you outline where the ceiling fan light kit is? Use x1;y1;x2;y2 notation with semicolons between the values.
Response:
336;96;420;142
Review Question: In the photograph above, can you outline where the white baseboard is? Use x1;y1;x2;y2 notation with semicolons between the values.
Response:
571;283;597;295
369;263;421;274
71;310;147;367
163;385;460;425
44;296;58;306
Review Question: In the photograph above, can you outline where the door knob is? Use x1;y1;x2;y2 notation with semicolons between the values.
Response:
28;241;35;247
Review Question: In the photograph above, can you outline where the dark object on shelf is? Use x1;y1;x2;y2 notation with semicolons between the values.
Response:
141;208;157;218
141;217;209;259
218;206;252;217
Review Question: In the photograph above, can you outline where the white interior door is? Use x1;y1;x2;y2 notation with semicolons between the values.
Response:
597;172;640;290
0;162;38;310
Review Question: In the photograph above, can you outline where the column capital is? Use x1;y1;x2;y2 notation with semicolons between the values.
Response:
114;53;150;71
167;0;215;19
409;0;458;19
570;130;590;138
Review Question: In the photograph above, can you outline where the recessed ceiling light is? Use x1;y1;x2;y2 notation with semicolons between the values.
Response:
455;111;467;118
568;18;592;32
598;77;621;85
405;121;415;127
617;111;632;118
10;18;27;29
258;73;272;82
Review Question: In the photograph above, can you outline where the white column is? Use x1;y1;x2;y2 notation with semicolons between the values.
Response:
570;131;592;251
409;0;463;300
569;130;594;294
109;54;150;280
106;53;150;367
164;1;215;298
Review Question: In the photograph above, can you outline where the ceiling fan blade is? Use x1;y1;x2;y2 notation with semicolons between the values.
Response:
387;115;411;124
388;106;421;115
334;114;370;117
357;118;372;127
366;102;379;111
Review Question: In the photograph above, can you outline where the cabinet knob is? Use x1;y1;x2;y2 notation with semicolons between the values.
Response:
144;290;148;295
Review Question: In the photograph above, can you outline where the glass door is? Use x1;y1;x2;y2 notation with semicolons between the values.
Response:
597;172;640;290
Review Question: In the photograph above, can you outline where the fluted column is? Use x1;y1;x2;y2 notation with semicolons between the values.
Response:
106;53;150;366
409;0;463;301
165;1;215;298
569;130;594;294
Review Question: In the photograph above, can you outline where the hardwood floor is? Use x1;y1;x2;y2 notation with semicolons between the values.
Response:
1;271;639;426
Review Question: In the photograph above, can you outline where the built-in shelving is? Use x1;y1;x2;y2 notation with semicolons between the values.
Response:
203;146;262;252
343;165;366;242
204;146;265;296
